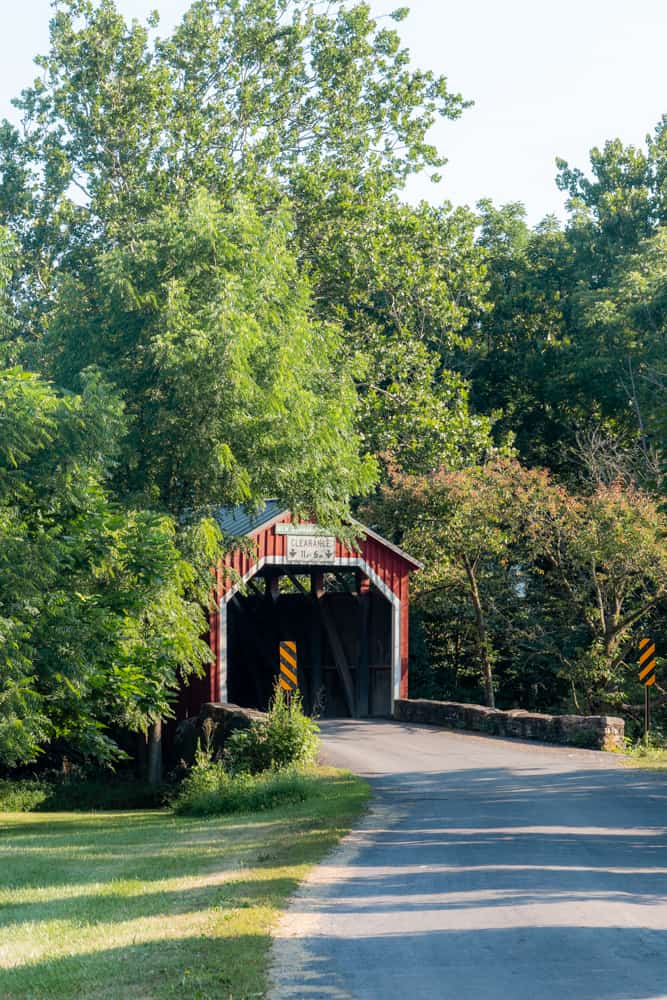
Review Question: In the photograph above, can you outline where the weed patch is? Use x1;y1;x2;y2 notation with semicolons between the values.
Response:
172;763;325;816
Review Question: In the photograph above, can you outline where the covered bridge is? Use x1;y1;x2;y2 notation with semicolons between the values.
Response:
181;502;421;719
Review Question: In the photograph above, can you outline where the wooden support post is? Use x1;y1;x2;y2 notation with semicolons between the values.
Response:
358;577;371;717
310;572;324;713
317;600;356;718
266;573;280;602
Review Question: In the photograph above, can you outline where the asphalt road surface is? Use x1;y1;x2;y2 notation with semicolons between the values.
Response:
270;719;667;1000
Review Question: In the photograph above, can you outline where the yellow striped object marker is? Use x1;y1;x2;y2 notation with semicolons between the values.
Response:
279;641;298;692
638;637;657;687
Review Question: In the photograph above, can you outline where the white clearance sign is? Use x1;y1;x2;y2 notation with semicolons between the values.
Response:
275;523;336;564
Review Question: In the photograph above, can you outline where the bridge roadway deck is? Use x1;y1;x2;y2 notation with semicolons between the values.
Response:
270;718;667;1000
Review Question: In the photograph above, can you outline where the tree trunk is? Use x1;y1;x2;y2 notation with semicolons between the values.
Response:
147;719;163;787
463;555;495;708
136;730;148;780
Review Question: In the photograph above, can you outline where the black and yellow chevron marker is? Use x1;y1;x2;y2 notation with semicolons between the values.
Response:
638;637;657;687
279;640;298;692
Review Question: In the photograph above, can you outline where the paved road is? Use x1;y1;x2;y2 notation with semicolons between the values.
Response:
270;719;667;1000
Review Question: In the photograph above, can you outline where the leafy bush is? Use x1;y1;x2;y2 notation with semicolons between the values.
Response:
225;685;319;776
625;728;667;759
40;777;166;811
172;756;321;816
0;779;49;812
0;775;165;812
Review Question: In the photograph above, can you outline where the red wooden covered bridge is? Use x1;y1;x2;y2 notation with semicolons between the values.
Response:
181;502;421;718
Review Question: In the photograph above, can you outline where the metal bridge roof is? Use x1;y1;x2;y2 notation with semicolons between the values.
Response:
214;500;285;537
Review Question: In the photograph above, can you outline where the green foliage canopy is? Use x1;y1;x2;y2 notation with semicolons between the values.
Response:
372;460;667;716
0;0;488;485
44;191;375;516
0;365;211;767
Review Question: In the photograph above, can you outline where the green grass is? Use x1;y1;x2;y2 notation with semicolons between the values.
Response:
172;764;333;816
622;745;667;770
0;767;369;999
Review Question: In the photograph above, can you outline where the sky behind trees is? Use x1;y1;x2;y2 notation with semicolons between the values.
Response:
1;0;666;223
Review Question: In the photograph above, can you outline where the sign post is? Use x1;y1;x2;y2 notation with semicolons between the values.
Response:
638;638;657;747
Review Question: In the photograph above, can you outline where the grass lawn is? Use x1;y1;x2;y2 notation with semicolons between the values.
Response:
0;767;369;1000
622;747;667;770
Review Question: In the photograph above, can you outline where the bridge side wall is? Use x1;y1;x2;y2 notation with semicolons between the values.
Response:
394;698;624;751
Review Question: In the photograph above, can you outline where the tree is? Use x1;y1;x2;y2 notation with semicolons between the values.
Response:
369;460;531;707
301;195;495;473
0;1;482;769
467;201;578;469
545;128;667;470
556;137;655;280
0;365;212;770
0;0;466;317
43;190;375;517
522;476;667;714
569;229;667;486
0;0;488;484
370;458;667;718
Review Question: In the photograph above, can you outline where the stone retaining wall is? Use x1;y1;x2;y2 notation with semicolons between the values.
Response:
394;698;624;751
172;702;266;765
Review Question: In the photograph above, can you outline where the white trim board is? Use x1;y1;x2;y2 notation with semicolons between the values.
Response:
241;508;422;570
218;556;401;709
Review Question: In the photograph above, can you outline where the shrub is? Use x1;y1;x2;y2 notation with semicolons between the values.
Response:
224;685;319;776
0;779;49;812
625;728;667;759
0;775;166;812
171;755;321;816
40;777;166;810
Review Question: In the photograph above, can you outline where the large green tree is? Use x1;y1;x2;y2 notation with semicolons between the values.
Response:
371;459;667;717
469;202;575;467
521;475;667;715
0;365;213;770
1;0;490;484
44;191;375;516
0;0;482;769
468;128;667;483
0;0;465;320
302;195;494;472
368;460;533;708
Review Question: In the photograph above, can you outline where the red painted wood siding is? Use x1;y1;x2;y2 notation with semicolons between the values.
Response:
200;513;417;706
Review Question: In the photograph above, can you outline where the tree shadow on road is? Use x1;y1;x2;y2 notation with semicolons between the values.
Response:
275;741;667;1000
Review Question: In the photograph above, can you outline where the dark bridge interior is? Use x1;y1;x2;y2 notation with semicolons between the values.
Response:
227;568;392;718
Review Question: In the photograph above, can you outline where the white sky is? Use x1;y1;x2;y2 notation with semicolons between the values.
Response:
1;0;667;224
